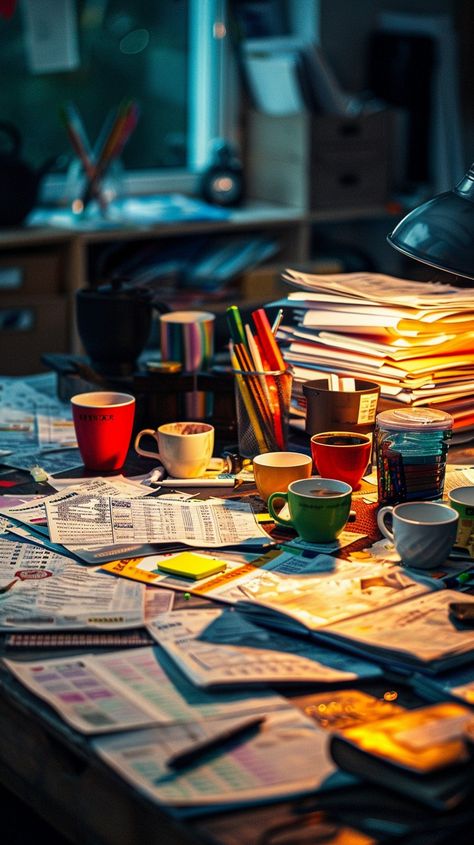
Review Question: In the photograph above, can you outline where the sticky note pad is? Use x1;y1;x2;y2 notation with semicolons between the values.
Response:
157;552;227;580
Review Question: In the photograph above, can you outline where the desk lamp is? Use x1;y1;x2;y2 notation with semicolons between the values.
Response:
387;163;474;280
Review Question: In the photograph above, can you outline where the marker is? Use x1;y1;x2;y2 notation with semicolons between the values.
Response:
166;715;266;770
226;305;247;348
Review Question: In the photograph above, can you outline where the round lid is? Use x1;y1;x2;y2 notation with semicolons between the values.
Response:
376;407;454;431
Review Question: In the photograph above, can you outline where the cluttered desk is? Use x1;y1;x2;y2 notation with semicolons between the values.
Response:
2;272;474;845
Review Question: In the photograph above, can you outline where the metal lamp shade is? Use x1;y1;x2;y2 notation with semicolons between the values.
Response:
387;164;474;280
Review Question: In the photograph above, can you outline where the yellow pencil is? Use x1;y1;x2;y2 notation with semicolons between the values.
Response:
230;345;268;453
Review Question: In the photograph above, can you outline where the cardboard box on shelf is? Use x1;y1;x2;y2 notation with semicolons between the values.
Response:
246;109;394;211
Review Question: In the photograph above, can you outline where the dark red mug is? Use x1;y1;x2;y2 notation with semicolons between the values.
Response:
311;430;372;490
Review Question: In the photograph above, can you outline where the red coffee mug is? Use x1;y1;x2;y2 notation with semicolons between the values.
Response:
71;391;136;471
310;431;372;490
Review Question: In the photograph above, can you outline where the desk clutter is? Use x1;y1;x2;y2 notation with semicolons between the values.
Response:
277;269;474;445
1;363;474;835
4;264;474;836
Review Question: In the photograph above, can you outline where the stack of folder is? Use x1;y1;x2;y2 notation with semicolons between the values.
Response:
271;270;474;443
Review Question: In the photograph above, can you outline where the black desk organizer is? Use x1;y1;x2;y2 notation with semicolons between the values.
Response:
42;353;237;442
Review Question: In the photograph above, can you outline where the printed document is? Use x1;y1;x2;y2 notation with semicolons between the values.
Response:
0;535;147;630
206;551;441;627
94;707;339;808
4;646;285;734
317;590;474;672
0;476;151;536
45;496;268;548
147;608;381;687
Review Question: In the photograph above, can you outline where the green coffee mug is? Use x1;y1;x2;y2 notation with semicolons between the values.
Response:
268;477;352;543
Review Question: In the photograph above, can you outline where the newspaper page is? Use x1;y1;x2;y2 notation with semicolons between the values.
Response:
0;535;146;630
94;708;339;809
193;551;441;627
318;590;474;671
45;496;269;549
147;609;381;687
4;646;285;734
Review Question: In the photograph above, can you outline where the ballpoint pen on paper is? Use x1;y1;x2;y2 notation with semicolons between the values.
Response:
166;715;266;770
153;476;236;488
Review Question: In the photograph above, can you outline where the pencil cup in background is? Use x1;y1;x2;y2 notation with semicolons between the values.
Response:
71;391;135;471
64;157;123;213
160;311;215;420
234;367;293;459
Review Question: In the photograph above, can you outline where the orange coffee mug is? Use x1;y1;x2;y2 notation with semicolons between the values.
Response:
253;451;312;503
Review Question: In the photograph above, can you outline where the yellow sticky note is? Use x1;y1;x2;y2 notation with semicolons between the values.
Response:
157;552;227;580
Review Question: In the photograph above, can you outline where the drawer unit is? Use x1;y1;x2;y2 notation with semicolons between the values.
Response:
0;246;65;296
0;296;68;374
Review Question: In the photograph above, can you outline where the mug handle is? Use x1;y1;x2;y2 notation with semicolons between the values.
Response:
377;506;394;541
268;492;293;528
134;429;161;460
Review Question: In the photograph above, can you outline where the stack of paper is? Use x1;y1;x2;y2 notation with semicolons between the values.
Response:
237;587;474;675
273;270;474;441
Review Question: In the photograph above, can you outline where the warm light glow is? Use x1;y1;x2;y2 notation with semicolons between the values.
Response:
213;176;233;193
213;21;226;38
72;199;84;214
383;690;398;702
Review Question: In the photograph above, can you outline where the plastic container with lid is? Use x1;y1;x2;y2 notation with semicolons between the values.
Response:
375;407;453;505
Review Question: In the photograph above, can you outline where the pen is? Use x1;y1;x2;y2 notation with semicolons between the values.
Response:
153;476;236;488
271;308;284;335
166;715;266;770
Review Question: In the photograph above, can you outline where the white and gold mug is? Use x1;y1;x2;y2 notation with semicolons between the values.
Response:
135;421;214;478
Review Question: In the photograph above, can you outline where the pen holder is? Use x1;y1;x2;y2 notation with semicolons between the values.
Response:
233;367;292;459
64;157;123;215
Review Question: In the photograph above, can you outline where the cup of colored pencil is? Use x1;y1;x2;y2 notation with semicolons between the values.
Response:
226;304;292;458
60;99;140;215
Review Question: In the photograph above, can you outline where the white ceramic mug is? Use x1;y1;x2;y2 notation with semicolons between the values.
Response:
134;421;214;478
448;486;474;555
377;501;459;569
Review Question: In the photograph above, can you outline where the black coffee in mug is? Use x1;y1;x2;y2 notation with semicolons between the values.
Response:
314;434;367;447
